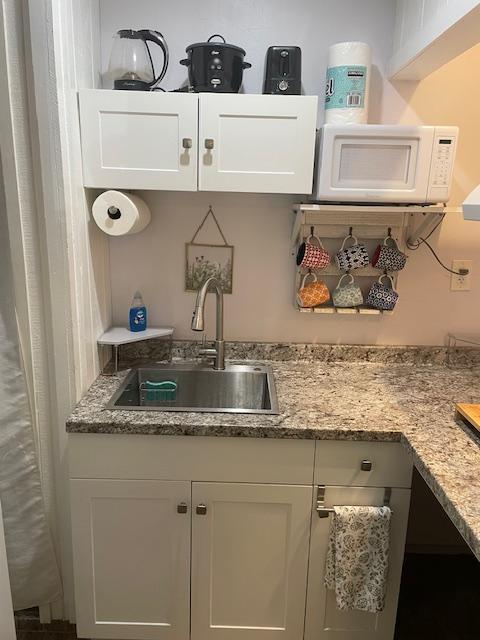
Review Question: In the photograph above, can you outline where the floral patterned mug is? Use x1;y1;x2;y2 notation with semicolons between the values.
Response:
332;274;364;308
296;234;331;270
366;274;399;311
372;236;407;272
335;234;370;271
297;272;330;308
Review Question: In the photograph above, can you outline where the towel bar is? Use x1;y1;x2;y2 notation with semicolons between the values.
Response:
316;485;392;518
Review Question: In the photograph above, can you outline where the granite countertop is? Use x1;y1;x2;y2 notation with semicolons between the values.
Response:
67;346;480;562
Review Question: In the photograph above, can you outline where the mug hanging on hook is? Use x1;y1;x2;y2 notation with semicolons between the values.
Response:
372;231;407;272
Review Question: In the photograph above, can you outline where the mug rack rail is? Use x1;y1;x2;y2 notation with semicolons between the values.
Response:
291;203;445;316
299;306;394;316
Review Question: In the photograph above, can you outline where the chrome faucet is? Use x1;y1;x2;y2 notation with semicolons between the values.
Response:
191;277;225;370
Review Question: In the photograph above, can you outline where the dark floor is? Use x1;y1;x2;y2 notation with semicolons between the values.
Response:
14;608;76;639
395;553;480;640
14;553;480;639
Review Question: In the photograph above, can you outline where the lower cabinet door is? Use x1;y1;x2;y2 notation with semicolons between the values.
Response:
191;482;313;640
304;486;411;640
70;479;191;640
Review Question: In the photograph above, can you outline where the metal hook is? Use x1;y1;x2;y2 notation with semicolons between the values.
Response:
310;226;315;236
387;227;392;237
348;226;353;236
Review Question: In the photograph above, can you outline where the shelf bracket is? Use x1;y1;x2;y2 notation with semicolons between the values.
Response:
291;207;305;254
406;210;445;246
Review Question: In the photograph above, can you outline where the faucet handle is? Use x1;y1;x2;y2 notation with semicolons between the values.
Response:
198;348;217;360
197;334;216;361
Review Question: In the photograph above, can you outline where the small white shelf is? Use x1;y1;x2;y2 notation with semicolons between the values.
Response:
98;327;174;346
98;327;174;374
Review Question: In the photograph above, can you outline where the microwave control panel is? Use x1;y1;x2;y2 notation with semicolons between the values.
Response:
428;127;458;201
432;138;455;186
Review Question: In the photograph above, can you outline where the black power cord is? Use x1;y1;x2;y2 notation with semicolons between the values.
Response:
406;213;470;277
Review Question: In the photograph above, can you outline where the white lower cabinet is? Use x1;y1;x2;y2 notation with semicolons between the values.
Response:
69;437;412;640
191;482;312;640
70;479;191;640
304;486;411;640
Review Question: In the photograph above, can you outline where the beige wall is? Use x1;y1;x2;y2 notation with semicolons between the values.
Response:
110;45;480;345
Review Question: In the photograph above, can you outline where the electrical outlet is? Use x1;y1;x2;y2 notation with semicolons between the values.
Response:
451;260;472;291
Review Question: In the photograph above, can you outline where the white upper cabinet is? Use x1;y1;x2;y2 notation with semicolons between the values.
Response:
78;90;317;194
389;0;480;79
79;90;199;191
198;94;317;194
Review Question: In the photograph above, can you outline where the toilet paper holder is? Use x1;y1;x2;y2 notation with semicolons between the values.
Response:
92;190;151;236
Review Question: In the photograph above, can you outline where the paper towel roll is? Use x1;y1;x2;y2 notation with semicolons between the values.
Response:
325;42;371;125
92;190;151;236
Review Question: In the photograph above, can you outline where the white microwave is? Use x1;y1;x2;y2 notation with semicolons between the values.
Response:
312;124;458;204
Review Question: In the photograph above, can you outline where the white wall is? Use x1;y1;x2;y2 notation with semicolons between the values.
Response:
99;0;407;123
104;0;480;346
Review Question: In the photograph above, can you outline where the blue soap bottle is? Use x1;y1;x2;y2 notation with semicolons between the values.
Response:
129;291;147;332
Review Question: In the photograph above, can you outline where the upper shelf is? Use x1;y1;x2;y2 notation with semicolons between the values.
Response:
291;203;445;250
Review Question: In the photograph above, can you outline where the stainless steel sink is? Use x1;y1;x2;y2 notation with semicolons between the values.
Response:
107;363;279;414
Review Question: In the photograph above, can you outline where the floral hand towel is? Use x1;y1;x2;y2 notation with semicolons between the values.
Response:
324;505;391;613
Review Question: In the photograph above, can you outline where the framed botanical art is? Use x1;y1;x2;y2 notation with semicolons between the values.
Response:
185;206;234;294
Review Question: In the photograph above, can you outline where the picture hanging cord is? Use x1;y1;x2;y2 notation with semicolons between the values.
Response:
190;205;229;246
406;213;469;276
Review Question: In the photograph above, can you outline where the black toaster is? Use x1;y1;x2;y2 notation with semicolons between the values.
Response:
263;46;302;95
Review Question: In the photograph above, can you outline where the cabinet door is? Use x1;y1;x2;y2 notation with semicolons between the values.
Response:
191;482;312;640
198;94;317;194
79;89;198;190
70;479;191;640
304;486;411;640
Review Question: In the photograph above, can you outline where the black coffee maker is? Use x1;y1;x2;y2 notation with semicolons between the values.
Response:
263;46;301;95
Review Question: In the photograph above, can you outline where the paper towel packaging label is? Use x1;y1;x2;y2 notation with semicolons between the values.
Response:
325;65;367;110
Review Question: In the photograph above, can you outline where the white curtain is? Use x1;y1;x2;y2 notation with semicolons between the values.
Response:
0;162;62;609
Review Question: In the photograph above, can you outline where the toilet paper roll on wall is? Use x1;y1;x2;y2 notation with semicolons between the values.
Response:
92;190;151;236
325;42;371;125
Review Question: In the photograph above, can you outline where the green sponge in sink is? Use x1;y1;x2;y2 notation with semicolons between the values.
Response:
145;380;177;402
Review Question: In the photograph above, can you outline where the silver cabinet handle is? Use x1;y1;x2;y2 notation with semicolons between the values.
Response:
204;138;214;150
196;504;207;515
177;502;188;514
361;459;372;472
182;137;192;149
